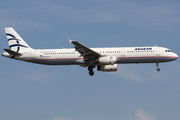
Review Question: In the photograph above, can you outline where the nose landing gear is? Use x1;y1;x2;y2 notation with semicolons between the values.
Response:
157;68;160;71
156;63;160;72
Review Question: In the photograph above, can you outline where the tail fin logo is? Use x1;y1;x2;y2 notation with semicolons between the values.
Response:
6;33;29;49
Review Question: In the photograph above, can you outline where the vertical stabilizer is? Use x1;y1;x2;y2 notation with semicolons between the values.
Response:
5;27;33;52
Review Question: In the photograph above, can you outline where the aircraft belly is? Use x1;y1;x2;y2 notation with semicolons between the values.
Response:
28;59;80;65
117;56;174;63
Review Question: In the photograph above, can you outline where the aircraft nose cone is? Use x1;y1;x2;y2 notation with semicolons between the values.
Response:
175;54;178;59
172;53;178;60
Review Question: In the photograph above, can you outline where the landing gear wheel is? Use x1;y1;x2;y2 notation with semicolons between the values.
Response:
156;63;160;72
88;65;95;76
88;66;93;71
89;71;94;76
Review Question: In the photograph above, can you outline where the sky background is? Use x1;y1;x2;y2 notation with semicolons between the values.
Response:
1;0;180;120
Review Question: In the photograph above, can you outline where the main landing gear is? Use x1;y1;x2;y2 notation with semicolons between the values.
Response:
88;66;94;76
156;63;160;72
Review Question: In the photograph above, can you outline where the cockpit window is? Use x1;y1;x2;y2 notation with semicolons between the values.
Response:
165;50;171;52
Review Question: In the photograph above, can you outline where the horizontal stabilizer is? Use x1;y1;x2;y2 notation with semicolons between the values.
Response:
3;49;22;56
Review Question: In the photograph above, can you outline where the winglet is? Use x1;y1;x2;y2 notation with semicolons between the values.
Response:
68;39;73;43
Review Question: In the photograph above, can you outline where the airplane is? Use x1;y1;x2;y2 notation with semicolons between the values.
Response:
2;27;178;76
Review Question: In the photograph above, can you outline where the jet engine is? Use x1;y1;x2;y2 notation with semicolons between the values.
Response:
97;64;117;72
98;56;117;65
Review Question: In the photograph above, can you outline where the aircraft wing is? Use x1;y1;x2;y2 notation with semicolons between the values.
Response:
69;39;101;62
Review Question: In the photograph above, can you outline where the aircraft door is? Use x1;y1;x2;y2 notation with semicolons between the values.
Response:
156;47;161;56
121;49;126;57
30;50;35;59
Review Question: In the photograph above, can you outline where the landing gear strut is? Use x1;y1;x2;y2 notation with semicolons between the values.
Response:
88;66;94;76
156;63;160;72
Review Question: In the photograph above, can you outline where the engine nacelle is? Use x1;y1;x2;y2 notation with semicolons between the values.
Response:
98;56;117;65
97;64;117;72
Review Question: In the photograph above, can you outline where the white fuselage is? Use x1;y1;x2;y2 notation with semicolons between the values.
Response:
6;46;177;65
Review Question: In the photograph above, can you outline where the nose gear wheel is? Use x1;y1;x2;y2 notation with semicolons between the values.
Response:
156;63;160;72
